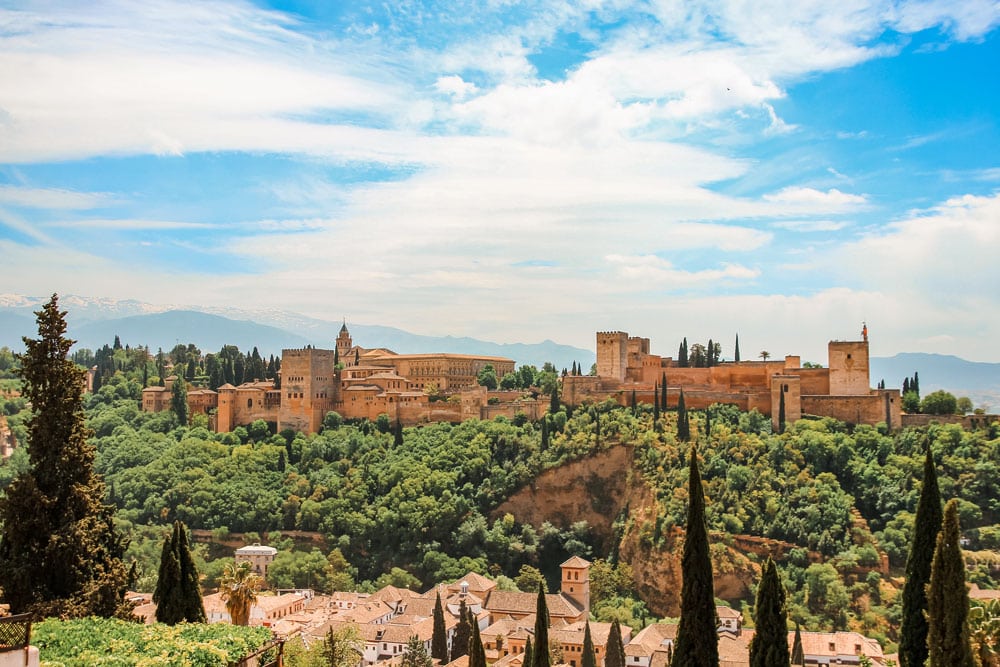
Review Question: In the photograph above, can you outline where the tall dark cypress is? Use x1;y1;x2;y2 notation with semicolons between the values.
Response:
672;444;718;667
469;611;488;667
791;624;804;666
605;619;625;667
432;591;448;662
582;621;597;667
153;532;184;624
926;499;975;667
175;520;205;623
661;372;668;410
677;389;690;442
523;637;534;667
550;386;560;414
734;334;741;363
900;443;943;667
749;558;790;667
452;598;471;662
532;584;550;667
653;384;660;423
778;389;786;435
541;417;549;450
631;389;637;415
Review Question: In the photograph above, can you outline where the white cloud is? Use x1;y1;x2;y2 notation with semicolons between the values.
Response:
763;187;868;207
771;219;851;232
0;185;113;209
605;254;760;285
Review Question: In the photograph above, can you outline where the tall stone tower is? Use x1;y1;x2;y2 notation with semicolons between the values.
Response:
596;331;628;382
336;322;353;364
828;340;870;395
560;556;591;613
278;348;339;434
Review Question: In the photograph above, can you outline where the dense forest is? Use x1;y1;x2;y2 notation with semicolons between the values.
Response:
2;361;999;651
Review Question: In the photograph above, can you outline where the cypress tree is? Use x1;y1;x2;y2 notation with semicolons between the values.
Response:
677;389;690;442
927;499;975;667
0;295;129;618
900;443;944;667
605;619;625;667
394;418;404;448
913;372;920;397
171;376;189;426
582;622;597;667
778;389;786;435
175;520;205;623
452;598;471;662
432;591;448;662
672;444;718;667
791;624;804;666
469;611;488;667
154;531;184;624
532;583;550;667
749;558;790;667
523;637;534;667
653;384;660;424
154;520;204;624
541;417;549;450
550;386;560;414
734;334;741;363
903;377;910;394
631;389;637;415
661;372;668;410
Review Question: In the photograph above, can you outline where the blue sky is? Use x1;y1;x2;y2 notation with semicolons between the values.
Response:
1;0;999;363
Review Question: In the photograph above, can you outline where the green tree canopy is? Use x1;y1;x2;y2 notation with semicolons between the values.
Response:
0;294;129;618
927;499;975;667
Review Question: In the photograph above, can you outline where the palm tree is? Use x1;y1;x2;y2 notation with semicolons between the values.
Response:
220;561;261;626
759;351;771;361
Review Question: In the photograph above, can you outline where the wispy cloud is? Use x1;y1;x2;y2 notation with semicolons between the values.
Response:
0;185;114;209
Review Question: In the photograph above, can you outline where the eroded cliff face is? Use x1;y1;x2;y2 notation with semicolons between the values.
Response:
492;444;760;617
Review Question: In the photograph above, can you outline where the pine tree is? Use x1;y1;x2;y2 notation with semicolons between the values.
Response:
432;591;448;662
927;499;975;667
900;443;944;667
532;583;550;667
672;444;718;667
452;597;471;661
749;558;790;667
403;636;433;667
0;295;129;618
582;621;597;667
791;624;804;666
734;334;741;363
677;389;690;442
605;619;625;667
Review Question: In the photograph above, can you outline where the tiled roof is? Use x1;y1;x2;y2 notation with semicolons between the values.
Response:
561;556;591;568
624;623;677;656
483;591;581;618
792;631;884;661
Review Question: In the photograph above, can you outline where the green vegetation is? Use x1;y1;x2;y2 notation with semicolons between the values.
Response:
927;499;976;667
153;520;206;624
672;445;718;667
900;444;942;667
32;616;271;666
749;558;790;667
0;295;129;618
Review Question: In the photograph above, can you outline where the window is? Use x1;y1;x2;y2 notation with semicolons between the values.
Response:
247;399;253;409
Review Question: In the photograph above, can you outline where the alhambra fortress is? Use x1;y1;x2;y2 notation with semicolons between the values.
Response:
141;324;902;433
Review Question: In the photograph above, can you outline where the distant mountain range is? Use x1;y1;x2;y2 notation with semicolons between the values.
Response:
2;295;997;410
0;295;594;371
